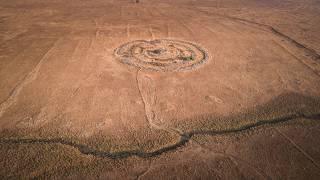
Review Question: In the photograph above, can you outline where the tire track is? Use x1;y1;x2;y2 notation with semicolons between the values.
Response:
194;7;320;61
0;38;61;118
274;128;320;169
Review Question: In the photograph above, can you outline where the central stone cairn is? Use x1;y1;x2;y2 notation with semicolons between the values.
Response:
114;39;208;71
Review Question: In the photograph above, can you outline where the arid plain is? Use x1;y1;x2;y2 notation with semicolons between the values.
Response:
0;0;320;179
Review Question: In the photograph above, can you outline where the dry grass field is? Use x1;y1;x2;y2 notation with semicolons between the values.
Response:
0;0;320;179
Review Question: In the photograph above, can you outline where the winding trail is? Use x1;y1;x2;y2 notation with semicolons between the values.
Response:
0;112;319;159
1;4;320;162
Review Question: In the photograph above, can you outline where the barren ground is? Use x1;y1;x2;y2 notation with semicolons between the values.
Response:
0;0;320;179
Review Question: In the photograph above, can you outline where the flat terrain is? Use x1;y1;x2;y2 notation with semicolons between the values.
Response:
0;0;320;179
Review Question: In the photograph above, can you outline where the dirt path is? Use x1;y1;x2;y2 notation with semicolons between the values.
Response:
0;0;320;179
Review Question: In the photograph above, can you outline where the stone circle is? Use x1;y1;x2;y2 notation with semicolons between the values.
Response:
114;39;209;72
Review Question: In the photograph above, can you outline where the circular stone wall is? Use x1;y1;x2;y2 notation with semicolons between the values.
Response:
114;39;208;72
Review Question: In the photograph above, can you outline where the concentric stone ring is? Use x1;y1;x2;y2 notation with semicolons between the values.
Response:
114;39;209;72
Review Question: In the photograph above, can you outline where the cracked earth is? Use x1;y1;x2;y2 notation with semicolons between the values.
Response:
1;0;320;179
